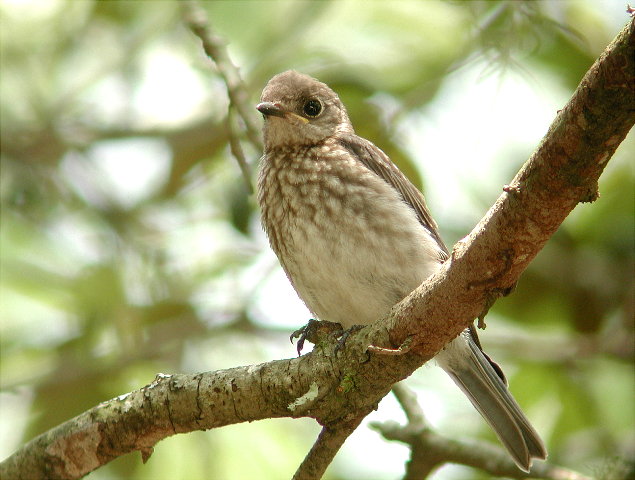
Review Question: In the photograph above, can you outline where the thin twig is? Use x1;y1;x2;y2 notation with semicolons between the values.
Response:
181;0;263;151
226;106;254;194
391;383;428;427
382;384;593;480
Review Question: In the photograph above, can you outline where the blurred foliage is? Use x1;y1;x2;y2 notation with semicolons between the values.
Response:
1;1;633;479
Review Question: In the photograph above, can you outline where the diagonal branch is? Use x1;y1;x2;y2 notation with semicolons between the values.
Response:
292;414;367;480
382;16;635;358
181;0;263;149
226;106;255;193
1;16;633;480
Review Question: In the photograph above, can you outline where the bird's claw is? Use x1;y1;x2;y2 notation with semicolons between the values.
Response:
290;319;344;356
334;324;365;354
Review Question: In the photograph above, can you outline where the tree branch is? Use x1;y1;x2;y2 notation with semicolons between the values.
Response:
226;106;255;194
2;16;633;480
382;16;635;358
292;414;366;480
373;384;592;480
181;0;263;151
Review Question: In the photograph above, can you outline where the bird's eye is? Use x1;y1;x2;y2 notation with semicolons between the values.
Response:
303;99;322;117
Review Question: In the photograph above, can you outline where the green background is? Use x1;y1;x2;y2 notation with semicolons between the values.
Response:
1;1;633;479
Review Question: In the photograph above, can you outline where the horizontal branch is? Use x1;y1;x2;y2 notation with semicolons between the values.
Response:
0;357;346;479
375;420;592;480
1;16;633;480
373;384;592;480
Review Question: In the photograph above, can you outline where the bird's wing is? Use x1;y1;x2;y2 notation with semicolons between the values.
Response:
337;135;513;380
337;134;449;258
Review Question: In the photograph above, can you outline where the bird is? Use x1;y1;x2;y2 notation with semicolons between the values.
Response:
255;70;547;472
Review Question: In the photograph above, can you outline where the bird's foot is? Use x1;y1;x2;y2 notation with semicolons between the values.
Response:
290;319;343;356
334;324;365;354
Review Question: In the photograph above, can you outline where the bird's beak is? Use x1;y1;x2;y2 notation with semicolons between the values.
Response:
256;102;285;118
256;102;309;124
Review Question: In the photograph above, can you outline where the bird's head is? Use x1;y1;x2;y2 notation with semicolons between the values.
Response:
257;70;353;149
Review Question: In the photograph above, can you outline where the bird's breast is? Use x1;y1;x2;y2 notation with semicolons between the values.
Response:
258;145;442;327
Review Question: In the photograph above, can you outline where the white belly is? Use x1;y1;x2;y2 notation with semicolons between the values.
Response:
281;174;442;327
259;147;444;328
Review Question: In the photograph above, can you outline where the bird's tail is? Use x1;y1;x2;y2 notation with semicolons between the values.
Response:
436;334;547;472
